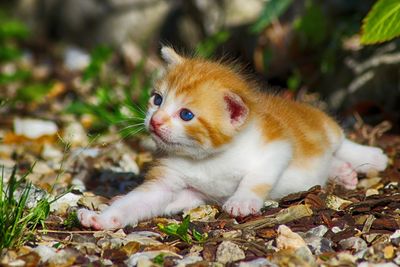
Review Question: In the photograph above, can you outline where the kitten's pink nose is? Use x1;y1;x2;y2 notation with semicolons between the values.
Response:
150;117;162;129
150;111;169;130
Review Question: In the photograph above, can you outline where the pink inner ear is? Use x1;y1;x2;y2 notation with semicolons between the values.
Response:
224;95;246;123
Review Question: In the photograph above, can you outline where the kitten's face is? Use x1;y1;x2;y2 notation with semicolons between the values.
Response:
144;48;250;159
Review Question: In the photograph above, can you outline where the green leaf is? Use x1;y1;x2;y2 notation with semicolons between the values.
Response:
250;0;293;33
176;215;190;237
361;0;400;44
157;222;180;236
157;216;193;244
192;229;208;242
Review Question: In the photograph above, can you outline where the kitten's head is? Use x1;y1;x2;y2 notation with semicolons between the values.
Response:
145;47;253;159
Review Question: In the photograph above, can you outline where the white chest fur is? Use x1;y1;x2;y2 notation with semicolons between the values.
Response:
163;123;292;202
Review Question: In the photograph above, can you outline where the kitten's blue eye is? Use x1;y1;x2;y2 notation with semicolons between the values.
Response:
153;93;162;106
180;109;194;121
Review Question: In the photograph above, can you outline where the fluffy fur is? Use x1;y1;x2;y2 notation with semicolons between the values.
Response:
78;47;388;230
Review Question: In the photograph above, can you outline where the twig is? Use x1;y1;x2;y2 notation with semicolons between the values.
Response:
233;204;313;230
207;237;270;255
37;229;100;234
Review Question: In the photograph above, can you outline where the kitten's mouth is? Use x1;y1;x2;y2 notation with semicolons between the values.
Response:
150;128;176;145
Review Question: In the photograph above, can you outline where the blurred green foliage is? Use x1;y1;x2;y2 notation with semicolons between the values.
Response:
0;70;30;85
293;0;327;47
66;46;152;136
83;45;113;81
196;30;230;58
253;0;400;91
0;11;29;62
251;0;293;33
0;12;44;109
252;0;396;91
16;83;53;103
0;9;151;139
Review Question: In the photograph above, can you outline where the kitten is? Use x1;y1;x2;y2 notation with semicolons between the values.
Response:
78;47;388;230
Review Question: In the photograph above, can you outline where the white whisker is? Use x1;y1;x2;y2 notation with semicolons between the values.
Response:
119;123;145;133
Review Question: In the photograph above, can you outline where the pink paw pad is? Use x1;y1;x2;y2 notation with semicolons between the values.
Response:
77;209;98;228
223;198;262;217
77;209;122;230
332;162;358;190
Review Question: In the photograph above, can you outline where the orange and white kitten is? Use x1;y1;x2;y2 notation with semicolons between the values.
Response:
78;47;388;230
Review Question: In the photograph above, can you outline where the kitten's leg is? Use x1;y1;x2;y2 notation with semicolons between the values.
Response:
223;141;292;217
223;176;271;217
164;189;205;215
78;166;184;230
328;157;358;190
334;139;388;173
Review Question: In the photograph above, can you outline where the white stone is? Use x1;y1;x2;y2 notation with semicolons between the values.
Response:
125;231;163;246
175;256;203;267
14;118;58;139
71;178;86;192
8;259;26;267
332;226;343;233
390;229;400;240
183;204;219;222
358;262;398;267
276;225;307;250
239;258;278;267
339;237;367;252
41;143;63;162
263;200;279;209
64;46;90;71
50;192;81;213
63;121;89;147
71;147;100;158
306;225;329;237
125;251;181;266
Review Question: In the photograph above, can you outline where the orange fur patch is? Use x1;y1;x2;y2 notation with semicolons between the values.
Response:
139;163;168;192
251;183;272;198
145;163;166;181
255;95;342;163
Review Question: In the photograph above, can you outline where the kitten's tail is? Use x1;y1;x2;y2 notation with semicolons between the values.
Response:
334;138;388;173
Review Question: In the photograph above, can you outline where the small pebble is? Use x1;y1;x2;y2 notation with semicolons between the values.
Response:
216;241;245;264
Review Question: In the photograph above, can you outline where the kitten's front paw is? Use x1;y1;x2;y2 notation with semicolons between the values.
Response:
223;197;263;217
359;147;388;173
77;209;123;230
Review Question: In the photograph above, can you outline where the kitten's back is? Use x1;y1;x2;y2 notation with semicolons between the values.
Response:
255;94;344;161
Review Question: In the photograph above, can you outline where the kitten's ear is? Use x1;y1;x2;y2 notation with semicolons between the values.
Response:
224;92;249;128
161;46;184;66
